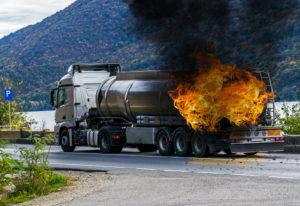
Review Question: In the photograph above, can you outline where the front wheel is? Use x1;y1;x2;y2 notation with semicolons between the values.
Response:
60;130;76;152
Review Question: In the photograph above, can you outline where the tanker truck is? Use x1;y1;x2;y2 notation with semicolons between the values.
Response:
50;64;285;157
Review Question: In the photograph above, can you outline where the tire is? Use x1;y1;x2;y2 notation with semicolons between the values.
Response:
191;133;208;157
60;130;76;152
99;129;111;153
138;145;157;153
157;129;174;156
173;127;191;157
244;152;257;156
99;129;123;153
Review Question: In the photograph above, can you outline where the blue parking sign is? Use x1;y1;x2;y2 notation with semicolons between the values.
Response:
4;89;13;101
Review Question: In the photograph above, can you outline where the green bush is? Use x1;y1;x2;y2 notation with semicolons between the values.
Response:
278;103;300;135
0;134;68;205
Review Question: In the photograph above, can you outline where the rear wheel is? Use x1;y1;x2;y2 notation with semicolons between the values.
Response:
173;127;191;157
99;129;122;153
60;130;75;152
191;133;208;157
138;145;157;153
157;129;174;156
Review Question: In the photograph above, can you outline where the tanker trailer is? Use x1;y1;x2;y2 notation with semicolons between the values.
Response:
51;63;285;157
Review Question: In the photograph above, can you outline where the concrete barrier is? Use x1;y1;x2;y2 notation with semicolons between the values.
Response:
284;135;300;153
0;131;55;144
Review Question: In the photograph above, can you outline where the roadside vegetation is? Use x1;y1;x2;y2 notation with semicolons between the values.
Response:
278;103;300;135
0;135;70;205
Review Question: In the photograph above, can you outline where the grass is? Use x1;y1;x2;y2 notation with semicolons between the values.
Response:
0;135;71;206
0;173;70;206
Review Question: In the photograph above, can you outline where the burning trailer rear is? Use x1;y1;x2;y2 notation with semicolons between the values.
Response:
50;63;285;157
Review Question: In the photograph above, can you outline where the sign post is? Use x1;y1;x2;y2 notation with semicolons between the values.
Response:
4;89;13;130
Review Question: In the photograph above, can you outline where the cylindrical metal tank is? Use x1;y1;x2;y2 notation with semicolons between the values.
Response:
96;70;180;122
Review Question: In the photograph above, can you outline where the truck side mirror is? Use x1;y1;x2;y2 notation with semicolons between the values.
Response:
50;89;58;108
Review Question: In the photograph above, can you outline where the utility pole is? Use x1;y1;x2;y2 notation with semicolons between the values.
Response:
8;101;11;131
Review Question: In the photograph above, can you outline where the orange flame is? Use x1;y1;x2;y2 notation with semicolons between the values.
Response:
168;53;273;132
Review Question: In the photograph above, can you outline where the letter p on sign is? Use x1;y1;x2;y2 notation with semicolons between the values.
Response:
4;89;13;101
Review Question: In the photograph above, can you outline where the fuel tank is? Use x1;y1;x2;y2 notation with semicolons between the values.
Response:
96;70;180;122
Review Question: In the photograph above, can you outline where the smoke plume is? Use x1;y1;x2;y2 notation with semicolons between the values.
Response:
127;0;298;72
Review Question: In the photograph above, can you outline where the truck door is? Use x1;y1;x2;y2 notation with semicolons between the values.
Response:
55;86;74;123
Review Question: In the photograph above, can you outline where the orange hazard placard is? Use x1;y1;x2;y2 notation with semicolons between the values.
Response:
267;130;281;136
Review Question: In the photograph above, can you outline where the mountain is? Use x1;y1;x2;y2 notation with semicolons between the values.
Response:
0;0;299;111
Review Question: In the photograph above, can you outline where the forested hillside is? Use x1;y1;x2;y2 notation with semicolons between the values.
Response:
0;0;299;110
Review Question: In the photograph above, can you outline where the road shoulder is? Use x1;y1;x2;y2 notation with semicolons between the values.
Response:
18;171;110;206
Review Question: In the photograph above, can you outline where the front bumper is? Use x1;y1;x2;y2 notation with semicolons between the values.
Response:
230;142;284;153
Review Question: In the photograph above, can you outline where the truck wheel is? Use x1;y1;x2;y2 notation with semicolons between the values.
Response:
138;145;157;153
244;152;257;156
99;129;123;153
99;129;112;153
60;130;75;152
173;127;191;157
191;133;208;157
157;129;174;156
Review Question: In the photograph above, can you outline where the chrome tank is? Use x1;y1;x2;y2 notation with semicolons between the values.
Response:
96;71;179;122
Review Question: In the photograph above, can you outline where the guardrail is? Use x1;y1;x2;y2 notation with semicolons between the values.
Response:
284;135;300;153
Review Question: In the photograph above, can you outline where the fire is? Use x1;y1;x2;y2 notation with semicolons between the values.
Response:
168;53;273;132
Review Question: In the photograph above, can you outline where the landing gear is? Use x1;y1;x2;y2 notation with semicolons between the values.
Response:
138;145;157;153
157;129;174;156
173;127;191;157
99;128;123;153
60;129;76;152
223;148;234;155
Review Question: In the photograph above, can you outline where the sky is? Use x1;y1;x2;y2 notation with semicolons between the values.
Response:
0;0;76;38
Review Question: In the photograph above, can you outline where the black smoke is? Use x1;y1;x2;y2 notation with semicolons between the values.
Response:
127;0;299;74
127;0;230;70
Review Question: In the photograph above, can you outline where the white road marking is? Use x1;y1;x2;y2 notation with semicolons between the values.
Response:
136;168;158;171
231;173;260;177
195;171;220;175
162;169;189;173
268;176;295;179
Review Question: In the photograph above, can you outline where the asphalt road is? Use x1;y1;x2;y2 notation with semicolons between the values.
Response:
6;145;300;180
5;145;300;205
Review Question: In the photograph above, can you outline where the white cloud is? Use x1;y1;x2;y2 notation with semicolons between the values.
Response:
0;0;76;38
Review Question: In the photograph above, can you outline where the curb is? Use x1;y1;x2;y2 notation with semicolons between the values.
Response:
53;167;108;173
